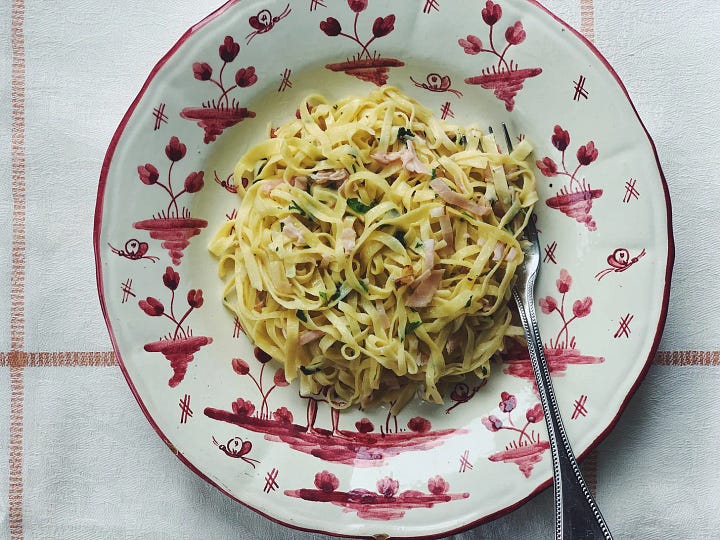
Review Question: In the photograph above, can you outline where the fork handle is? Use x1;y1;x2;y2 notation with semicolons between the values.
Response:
513;279;614;540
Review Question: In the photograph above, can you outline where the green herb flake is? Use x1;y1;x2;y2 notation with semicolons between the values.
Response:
393;230;407;247
414;241;423;249
300;365;322;375
347;198;376;214
398;127;415;141
358;280;369;293
431;168;437;180
289;200;310;219
401;320;423;341
329;285;342;303
296;310;308;323
319;291;328;303
256;158;268;175
465;295;473;308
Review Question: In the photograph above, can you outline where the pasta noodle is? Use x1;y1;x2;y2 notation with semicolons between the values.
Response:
209;86;538;412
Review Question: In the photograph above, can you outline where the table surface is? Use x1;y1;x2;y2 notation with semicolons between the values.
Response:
1;0;718;539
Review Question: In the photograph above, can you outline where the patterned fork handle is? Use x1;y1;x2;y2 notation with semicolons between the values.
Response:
512;246;614;540
492;123;613;538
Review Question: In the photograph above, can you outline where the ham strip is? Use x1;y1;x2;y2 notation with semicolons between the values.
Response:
406;269;444;307
310;169;349;185
290;175;308;191
260;179;284;195
372;140;429;174
340;226;356;254
280;217;304;243
298;330;325;346
430;178;490;217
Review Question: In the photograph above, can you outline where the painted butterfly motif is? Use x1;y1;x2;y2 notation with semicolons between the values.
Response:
108;239;159;262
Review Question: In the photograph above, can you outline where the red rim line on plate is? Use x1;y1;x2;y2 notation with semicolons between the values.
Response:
93;0;675;538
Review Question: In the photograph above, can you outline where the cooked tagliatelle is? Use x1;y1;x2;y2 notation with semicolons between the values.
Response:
210;86;538;412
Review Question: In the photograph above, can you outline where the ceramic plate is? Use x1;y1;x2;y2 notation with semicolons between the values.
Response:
95;0;673;537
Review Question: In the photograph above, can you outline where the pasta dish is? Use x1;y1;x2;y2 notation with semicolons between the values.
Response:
210;86;537;411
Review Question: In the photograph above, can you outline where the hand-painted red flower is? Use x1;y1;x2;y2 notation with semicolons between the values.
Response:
428;475;449;495
219;36;240;62
536;157;558;177
572;297;592;318
137;163;159;185
355;418;374;433
577;141;598;165
526;403;544;423
458;35;483;55
232;398;255;417
314;471;339;493
377;477;399;498
139;297;164;316
539;296;558;314
192;62;213;81
273;406;294;424
482;1;502;26
407;416;431;433
372;15;395;38
231;358;250;375
273;367;289;387
235;66;257;88
482;415;503;431
187;289;204;308
557;268;572;294
254;347;272;364
320;17;342;36
165;136;186;162
347;0;367;12
163;266;180;290
184;171;204;193
551;125;570;152
505;21;526;45
499;391;517;412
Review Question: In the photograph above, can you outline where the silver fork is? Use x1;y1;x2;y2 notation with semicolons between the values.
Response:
494;124;614;540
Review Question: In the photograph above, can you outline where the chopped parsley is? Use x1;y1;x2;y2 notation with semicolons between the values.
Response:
319;291;328;303
347;198;376;214
465;296;473;308
393;230;407;247
296;310;307;323
398;126;414;141
289;200;312;219
358;280;369;293
431;167;437;180
401;320;423;341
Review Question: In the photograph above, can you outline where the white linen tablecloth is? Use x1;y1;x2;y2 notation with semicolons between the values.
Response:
1;0;718;538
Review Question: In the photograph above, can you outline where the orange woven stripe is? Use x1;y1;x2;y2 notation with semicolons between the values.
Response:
580;0;595;42
25;351;117;367
9;367;23;540
10;0;25;354
9;0;26;537
654;350;720;366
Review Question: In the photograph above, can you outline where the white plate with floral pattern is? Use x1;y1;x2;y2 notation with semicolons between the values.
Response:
95;0;673;537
